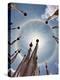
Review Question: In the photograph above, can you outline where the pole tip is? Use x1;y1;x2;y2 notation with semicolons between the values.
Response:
24;12;27;16
17;26;20;29
29;42;33;47
36;39;39;43
45;21;48;24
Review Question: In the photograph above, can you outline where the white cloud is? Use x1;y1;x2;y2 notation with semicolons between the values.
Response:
41;5;58;19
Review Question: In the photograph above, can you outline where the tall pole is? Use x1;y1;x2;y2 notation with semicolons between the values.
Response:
45;62;49;75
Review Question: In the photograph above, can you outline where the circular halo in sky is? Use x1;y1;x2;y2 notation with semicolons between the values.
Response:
20;19;56;64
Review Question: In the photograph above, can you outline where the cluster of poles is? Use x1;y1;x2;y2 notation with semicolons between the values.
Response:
8;3;58;77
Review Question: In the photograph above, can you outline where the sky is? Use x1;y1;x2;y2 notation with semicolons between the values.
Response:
9;3;58;75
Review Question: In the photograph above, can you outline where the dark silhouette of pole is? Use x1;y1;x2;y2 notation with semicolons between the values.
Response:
52;26;58;29
8;36;21;45
52;35;59;43
45;62;49;75
10;3;27;16
45;9;58;24
39;70;40;75
8;49;21;64
8;49;21;57
8;26;20;30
